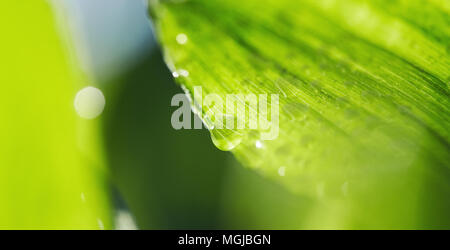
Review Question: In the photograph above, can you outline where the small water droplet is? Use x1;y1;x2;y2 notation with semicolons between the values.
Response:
172;71;179;78
255;140;263;149
176;33;188;45
80;193;86;203
74;86;105;119
210;128;243;151
278;166;286;177
178;69;189;77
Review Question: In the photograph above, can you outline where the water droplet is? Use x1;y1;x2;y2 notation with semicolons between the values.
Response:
278;166;286;176
210;128;243;151
255;140;263;149
80;193;86;203
172;69;189;78
176;33;188;45
74;86;105;119
178;69;189;77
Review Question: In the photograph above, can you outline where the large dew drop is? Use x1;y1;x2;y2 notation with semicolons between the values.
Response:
210;128;243;151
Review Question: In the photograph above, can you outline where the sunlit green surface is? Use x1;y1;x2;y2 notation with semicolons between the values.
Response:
0;1;111;229
150;0;450;228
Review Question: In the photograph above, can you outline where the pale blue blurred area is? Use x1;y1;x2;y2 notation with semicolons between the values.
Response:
63;0;154;81
56;0;156;229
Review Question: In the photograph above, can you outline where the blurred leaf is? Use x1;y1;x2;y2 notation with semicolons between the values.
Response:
0;1;111;229
103;49;229;229
150;0;450;228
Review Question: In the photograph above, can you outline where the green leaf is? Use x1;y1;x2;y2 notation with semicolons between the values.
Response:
150;0;450;228
0;1;111;229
